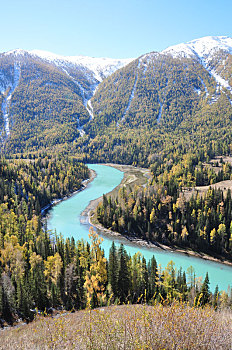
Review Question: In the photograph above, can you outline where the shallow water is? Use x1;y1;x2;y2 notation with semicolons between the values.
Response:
47;164;232;292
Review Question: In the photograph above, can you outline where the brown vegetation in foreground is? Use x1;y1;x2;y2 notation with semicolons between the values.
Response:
1;303;232;350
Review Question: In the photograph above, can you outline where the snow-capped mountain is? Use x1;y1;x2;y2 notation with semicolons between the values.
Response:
0;36;232;153
88;35;232;136
162;36;232;60
3;48;133;83
2;48;134;110
0;48;134;141
162;36;232;94
29;50;133;82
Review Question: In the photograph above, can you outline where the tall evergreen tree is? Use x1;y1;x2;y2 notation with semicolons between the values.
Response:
199;272;210;306
118;244;130;303
148;255;158;299
108;241;118;297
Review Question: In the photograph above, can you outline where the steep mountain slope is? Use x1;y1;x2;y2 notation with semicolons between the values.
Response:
0;49;132;152
85;54;214;134
0;36;232;157
70;36;232;166
163;36;232;102
86;36;232;136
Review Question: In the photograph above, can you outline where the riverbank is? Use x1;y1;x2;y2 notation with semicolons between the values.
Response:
42;168;96;216
81;163;150;216
83;164;232;267
89;212;232;267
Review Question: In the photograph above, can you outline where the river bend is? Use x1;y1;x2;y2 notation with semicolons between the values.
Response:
47;164;232;292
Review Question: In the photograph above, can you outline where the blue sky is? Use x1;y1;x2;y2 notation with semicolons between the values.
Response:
1;0;231;58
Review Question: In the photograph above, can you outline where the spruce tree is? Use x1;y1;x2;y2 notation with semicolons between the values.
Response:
213;285;219;309
141;257;148;299
148;255;157;299
117;244;130;302
108;242;118;297
199;272;211;306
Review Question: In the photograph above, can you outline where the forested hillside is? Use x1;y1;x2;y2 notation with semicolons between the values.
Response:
1;157;231;326
86;54;215;133
0;36;231;161
0;156;89;322
70;63;232;166
65;39;232;167
0;54;89;152
0;50;131;153
1;37;232;327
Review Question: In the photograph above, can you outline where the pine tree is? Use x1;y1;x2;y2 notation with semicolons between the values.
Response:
108;241;118;297
29;252;47;310
148;255;157;299
117;244;130;302
198;272;211;306
141;257;148;297
213;284;219;309
75;255;86;309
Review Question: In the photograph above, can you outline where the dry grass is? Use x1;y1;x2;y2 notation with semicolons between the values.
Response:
183;179;232;201
195;180;232;194
202;156;232;174
1;303;231;349
209;156;232;166
182;156;232;201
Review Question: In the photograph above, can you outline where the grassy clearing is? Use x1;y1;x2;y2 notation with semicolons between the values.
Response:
182;156;232;201
1;303;231;349
183;179;232;201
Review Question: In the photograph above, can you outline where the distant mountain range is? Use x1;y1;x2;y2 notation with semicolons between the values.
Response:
0;36;231;155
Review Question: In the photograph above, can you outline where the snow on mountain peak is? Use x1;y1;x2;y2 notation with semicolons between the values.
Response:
2;48;134;82
4;49;28;56
29;50;134;82
29;49;64;61
162;36;232;60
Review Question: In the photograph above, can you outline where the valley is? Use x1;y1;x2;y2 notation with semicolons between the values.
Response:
1;35;232;329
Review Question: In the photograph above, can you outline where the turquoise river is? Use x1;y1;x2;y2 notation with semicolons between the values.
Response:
47;164;232;292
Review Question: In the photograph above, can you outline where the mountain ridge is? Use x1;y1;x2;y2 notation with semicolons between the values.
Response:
0;35;232;155
3;35;232;62
2;48;134;82
162;35;232;59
